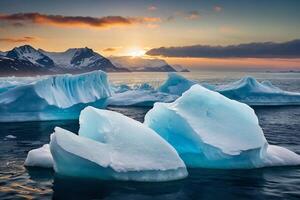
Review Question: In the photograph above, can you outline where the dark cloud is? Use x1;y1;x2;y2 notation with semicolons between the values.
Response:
0;36;36;43
103;47;117;52
0;12;160;28
166;16;175;22
214;6;222;12
148;5;157;11
12;22;25;27
146;40;300;58
186;10;200;20
166;10;200;22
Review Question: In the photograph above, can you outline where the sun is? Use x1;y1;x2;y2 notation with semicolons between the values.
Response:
127;48;146;57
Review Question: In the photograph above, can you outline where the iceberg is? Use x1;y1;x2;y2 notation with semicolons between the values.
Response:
215;76;300;105
157;73;300;105
24;144;53;168
109;82;177;107
111;84;131;93
0;77;37;93
111;83;154;94
144;85;300;169
5;134;17;139
133;83;154;90
108;90;178;107
48;106;187;182
0;70;111;122
158;73;196;96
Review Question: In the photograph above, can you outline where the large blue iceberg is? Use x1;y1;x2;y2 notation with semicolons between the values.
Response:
0;71;111;122
144;85;300;169
26;106;188;182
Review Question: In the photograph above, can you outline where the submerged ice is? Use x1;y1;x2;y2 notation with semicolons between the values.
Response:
48;106;187;181
0;70;111;122
145;85;300;169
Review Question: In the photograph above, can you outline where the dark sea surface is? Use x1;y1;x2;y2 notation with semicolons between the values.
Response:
0;71;300;199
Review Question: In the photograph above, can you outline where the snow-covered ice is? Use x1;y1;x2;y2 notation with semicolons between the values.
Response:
48;106;187;181
24;144;53;168
145;84;300;169
0;70;111;122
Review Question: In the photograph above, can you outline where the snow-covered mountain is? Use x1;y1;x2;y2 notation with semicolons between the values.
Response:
172;64;190;72
109;56;176;72
0;51;6;56
0;56;50;76
40;47;127;72
0;45;128;76
6;45;55;68
0;45;187;76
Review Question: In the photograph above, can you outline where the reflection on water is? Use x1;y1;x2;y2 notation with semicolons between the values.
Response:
0;72;300;199
50;167;300;200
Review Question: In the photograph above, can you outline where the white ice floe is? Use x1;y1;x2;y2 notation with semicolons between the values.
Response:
5;135;16;139
24;144;53;168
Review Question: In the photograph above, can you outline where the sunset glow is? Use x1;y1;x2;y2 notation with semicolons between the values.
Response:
127;48;146;57
0;0;299;69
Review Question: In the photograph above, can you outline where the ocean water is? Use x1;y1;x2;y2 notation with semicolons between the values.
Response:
0;71;300;199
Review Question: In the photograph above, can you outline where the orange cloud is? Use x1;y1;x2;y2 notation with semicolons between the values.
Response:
138;17;161;23
0;13;161;29
219;26;239;34
0;36;37;43
147;23;159;29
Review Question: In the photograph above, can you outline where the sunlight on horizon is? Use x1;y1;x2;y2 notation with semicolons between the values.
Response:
126;48;146;57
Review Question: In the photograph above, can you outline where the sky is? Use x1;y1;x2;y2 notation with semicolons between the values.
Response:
0;0;300;69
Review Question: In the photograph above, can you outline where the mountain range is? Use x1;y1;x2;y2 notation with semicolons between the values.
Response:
109;56;177;72
0;45;189;76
